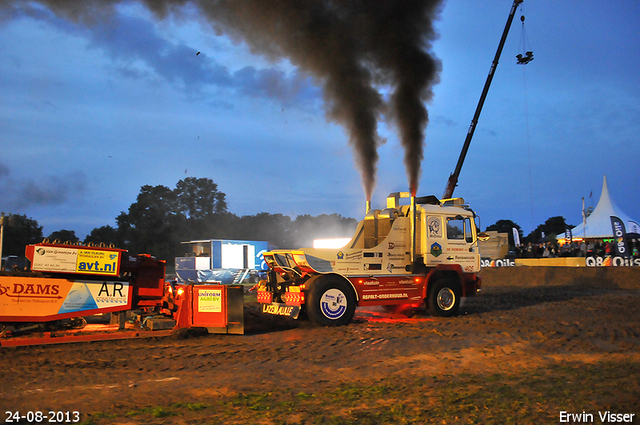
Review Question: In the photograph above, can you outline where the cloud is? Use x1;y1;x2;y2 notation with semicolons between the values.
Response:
5;3;321;107
0;163;87;211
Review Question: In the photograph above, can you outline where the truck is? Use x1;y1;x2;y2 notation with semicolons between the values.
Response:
256;192;483;326
255;0;527;326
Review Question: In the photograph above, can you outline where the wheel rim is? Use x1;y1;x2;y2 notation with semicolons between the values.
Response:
436;287;455;311
320;288;348;320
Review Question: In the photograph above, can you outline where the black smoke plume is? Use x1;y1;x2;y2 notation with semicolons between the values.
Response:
5;0;444;199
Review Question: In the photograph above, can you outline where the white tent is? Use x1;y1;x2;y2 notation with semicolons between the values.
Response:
570;175;640;239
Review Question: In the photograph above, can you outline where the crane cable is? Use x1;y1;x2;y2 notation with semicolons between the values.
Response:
517;9;535;232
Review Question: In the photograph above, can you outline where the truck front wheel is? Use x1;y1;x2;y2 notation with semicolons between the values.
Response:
306;277;356;326
428;278;461;317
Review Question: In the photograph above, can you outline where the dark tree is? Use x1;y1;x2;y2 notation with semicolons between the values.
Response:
176;177;227;219
524;216;571;244
84;225;119;247
116;184;184;260
175;177;230;241
485;219;522;247
114;178;231;260
47;229;79;244
0;213;43;256
544;216;570;236
90;177;361;261
233;213;293;248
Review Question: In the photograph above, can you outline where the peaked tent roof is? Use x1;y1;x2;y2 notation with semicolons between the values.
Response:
570;175;640;239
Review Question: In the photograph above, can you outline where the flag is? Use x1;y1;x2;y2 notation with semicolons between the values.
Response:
565;226;572;243
627;220;640;236
610;216;630;258
512;228;521;247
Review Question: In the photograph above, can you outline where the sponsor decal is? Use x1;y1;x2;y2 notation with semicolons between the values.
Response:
345;267;362;272
262;303;300;318
32;246;120;276
0;282;61;298
393;226;407;232
362;279;380;286
0;278;130;318
586;257;640;267
386;263;406;273
76;249;120;276
320;289;347;319
398;279;414;285
198;289;222;313
32;247;77;273
428;216;442;238
337;251;344;260
59;281;129;314
481;258;515;267
454;255;475;261
362;292;408;300
430;242;443;258
345;251;363;260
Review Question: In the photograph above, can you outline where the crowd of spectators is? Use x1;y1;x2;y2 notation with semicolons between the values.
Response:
514;238;640;259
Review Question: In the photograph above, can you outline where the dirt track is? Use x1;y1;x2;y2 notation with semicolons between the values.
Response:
1;267;639;423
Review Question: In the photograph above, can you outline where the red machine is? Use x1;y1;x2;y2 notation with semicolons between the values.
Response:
0;242;243;346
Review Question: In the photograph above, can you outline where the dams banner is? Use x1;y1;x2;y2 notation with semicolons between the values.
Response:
0;277;131;322
610;216;630;258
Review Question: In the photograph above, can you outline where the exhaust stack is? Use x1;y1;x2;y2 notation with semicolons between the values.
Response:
365;200;371;214
411;195;417;269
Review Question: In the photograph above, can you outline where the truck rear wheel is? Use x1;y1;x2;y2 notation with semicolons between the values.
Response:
306;277;356;326
428;278;461;317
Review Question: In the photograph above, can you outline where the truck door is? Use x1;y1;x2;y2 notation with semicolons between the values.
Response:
444;216;478;272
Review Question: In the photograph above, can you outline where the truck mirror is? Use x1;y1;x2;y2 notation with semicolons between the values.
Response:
477;232;490;242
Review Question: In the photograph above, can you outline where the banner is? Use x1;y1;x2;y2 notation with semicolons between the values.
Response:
0;277;131;320
610;216;630;258
565;226;573;243
512;228;521;247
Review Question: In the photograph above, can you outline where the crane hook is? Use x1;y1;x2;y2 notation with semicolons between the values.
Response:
516;15;534;64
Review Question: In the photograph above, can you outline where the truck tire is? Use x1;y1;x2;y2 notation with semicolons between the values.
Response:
306;277;356;326
428;277;461;317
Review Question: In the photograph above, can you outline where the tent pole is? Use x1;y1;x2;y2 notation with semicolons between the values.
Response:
582;197;587;256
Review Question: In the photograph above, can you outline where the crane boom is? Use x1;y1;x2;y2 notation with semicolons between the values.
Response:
443;0;523;199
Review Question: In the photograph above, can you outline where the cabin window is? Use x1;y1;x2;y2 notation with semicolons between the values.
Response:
446;218;464;240
446;217;474;242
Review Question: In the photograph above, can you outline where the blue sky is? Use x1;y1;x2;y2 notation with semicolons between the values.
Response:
1;0;639;240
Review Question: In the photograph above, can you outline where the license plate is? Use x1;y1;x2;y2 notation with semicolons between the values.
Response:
261;302;300;319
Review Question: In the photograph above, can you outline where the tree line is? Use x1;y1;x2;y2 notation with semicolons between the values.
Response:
1;177;357;261
2;177;572;261
485;216;574;248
